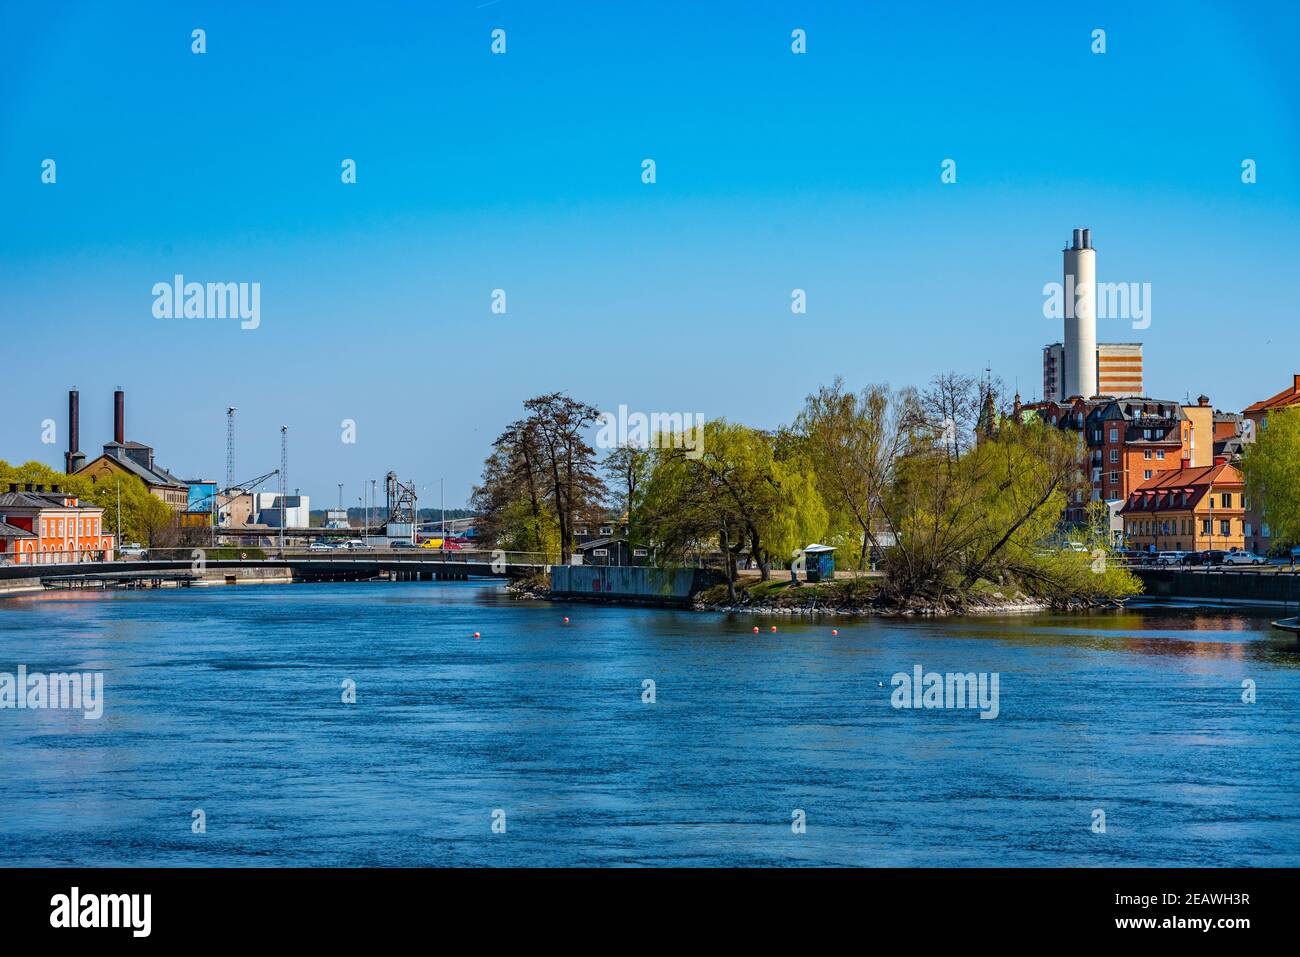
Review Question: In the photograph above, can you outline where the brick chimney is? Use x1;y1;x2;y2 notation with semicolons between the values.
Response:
1180;457;1191;470
114;389;125;445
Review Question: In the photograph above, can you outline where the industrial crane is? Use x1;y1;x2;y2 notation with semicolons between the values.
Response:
188;469;281;538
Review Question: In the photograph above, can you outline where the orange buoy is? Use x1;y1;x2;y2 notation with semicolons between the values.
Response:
832;629;839;636
752;626;760;634
770;625;777;633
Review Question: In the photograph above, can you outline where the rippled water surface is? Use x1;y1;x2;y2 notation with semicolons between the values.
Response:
2;582;1298;866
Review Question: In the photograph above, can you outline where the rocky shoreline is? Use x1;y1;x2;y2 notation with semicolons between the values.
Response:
507;577;1113;618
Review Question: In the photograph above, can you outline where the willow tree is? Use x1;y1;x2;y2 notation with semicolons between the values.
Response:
879;420;1138;605
638;420;826;588
795;378;924;569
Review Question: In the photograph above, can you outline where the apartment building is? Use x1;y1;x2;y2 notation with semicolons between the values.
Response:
1119;460;1245;554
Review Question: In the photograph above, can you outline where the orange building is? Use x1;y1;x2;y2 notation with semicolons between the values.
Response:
0;483;114;564
1119;460;1245;554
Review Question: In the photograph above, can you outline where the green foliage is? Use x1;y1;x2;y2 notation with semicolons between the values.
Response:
637;420;828;580
1241;407;1300;549
881;421;1138;605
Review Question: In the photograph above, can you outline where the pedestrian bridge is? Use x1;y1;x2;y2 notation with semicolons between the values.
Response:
0;549;551;587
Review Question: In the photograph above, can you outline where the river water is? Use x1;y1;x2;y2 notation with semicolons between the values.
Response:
1;581;1297;867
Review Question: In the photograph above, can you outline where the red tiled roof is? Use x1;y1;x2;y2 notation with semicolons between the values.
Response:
1118;462;1242;514
1243;377;1300;415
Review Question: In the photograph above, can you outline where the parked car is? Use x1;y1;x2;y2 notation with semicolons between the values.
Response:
1222;550;1266;566
1154;551;1187;566
344;539;371;550
307;541;333;552
1194;549;1229;567
119;543;147;558
390;541;417;549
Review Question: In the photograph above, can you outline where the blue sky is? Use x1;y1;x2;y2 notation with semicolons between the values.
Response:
2;1;1298;507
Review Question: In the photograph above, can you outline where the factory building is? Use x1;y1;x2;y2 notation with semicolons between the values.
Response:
1041;230;1145;401
252;493;310;529
70;389;190;510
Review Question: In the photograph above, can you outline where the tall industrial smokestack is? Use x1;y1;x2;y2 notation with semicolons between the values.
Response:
113;389;125;445
65;389;83;474
1063;228;1097;398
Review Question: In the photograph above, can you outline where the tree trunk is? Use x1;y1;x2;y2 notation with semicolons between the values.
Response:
751;528;769;581
721;518;736;603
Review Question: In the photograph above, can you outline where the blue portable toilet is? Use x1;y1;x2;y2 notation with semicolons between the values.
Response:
803;544;836;582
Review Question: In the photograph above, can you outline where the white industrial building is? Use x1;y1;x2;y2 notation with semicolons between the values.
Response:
253;493;310;528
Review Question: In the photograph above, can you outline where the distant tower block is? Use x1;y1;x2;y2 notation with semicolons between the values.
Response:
1096;342;1143;396
1063;227;1097;398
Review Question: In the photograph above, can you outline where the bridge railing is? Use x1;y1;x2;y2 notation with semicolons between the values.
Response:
1;546;554;568
0;548;113;566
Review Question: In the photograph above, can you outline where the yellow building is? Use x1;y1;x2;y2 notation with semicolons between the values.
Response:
78;444;189;510
1119;460;1245;553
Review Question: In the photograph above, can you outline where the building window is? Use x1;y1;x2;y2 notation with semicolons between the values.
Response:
1144;470;1152;479
1109;428;1118;442
1202;518;1211;535
1110;471;1118;484
1144;450;1152;460
1110;450;1118;463
1156;450;1165;460
1221;519;1231;536
1222;492;1232;508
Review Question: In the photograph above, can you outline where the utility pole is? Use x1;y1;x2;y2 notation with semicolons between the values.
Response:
280;426;287;555
371;478;377;542
115;480;122;558
440;477;445;537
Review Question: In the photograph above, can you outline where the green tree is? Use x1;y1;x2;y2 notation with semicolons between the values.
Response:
1241;407;1300;551
794;378;924;569
880;421;1139;605
638;421;826;586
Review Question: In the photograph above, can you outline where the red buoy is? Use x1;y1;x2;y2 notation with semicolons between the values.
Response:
563;617;570;624
832;629;839;636
473;632;480;639
752;626;760;634
770;625;778;633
